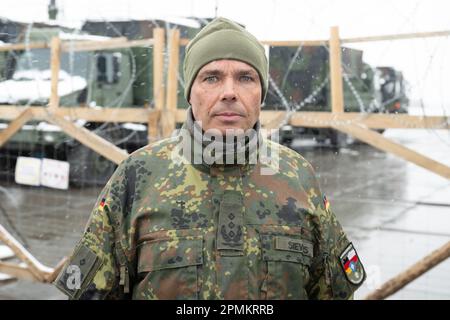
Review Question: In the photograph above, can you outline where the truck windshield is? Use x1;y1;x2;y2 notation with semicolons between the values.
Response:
14;49;89;79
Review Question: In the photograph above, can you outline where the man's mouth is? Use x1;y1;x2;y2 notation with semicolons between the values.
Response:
214;112;243;121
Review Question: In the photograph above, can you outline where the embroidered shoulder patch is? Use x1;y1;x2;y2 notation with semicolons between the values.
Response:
339;243;365;286
54;243;102;299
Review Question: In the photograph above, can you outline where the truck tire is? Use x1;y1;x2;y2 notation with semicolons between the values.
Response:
280;135;293;147
329;129;348;148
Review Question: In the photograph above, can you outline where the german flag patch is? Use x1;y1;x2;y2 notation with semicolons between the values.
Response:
98;198;106;212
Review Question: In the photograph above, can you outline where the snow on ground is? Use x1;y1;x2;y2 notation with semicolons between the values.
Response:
0;69;87;104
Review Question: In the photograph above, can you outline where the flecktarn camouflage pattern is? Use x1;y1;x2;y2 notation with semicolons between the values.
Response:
54;116;365;300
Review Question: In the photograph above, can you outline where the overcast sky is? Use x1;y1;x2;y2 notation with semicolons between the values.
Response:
2;0;450;111
3;0;450;38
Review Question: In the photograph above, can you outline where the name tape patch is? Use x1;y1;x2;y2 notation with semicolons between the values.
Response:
275;236;313;258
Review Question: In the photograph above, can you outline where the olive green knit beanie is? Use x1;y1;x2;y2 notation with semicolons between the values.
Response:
183;17;268;103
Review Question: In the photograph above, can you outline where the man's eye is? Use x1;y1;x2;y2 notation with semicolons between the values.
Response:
240;75;254;82
204;76;218;83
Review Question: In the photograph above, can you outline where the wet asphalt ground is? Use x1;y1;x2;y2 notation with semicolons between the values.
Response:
0;128;449;300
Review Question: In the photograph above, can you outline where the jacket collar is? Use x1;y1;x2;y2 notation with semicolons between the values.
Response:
179;107;263;174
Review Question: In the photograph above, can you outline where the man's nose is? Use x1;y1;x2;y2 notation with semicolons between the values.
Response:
220;78;237;102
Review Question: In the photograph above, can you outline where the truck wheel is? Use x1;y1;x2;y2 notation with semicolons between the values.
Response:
279;130;294;147
329;129;348;148
280;137;293;147
68;144;116;187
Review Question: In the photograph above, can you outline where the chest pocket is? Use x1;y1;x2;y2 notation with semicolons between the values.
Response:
133;236;203;300
261;232;313;300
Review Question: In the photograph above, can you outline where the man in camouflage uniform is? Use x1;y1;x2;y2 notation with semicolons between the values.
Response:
55;17;365;300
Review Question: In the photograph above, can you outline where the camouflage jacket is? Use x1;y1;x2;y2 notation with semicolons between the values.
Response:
55;116;365;300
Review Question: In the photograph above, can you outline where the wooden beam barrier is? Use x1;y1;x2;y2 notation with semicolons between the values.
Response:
45;113;128;165
0;41;49;52
288;112;450;129
172;110;450;130
180;38;190;46
182;30;450;47
60;36;127;52
342;29;450;44
0;36;153;54
45;257;68;283
163;29;180;138
0;108;33;147
183;38;329;47
0;108;447;129
365;241;450;300
61;37;154;52
49;37;61;111
151;28;165;140
262;111;289;131
329;26;345;114
0;261;37;282
0;224;53;282
3;28;450;54
261;40;328;47
261;111;292;139
0;106;158;122
147;109;161;142
332;123;450;179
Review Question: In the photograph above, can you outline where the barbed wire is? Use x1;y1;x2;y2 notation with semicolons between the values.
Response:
2;19;450;141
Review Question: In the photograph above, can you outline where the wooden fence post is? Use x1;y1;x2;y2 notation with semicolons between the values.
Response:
332;123;450;179
0;108;34;147
365;241;450;300
162;28;180;138
329;26;344;113
150;28;165;141
0;224;53;282
45;113;129;165
49;37;61;111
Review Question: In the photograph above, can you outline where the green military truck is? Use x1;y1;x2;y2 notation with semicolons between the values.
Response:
375;66;409;114
1;21;409;187
81;18;210;110
266;45;409;146
83;19;409;149
0;26;154;186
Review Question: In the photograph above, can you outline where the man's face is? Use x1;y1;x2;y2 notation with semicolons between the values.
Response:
189;59;262;134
